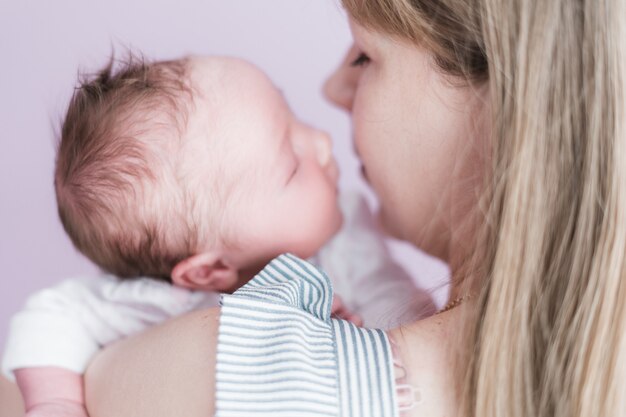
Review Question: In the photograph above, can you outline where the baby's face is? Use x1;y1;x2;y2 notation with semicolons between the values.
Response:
185;56;343;268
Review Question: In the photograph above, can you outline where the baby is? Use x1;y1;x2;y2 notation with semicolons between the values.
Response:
3;55;435;416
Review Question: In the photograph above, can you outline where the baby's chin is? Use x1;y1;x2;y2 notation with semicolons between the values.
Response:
332;207;345;235
294;209;344;260
318;205;345;250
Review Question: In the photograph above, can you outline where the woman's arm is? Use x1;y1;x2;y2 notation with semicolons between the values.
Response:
84;307;220;417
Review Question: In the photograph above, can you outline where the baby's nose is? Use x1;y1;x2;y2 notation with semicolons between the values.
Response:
314;133;332;167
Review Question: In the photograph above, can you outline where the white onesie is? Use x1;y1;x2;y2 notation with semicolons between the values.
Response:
2;191;436;378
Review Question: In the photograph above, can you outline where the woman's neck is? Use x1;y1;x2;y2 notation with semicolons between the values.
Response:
388;307;464;417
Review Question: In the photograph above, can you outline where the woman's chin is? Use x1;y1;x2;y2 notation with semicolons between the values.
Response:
376;208;401;240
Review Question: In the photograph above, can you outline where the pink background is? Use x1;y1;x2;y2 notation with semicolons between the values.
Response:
0;1;448;348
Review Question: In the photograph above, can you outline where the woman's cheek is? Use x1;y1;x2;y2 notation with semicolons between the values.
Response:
354;76;393;147
352;91;378;163
355;93;388;169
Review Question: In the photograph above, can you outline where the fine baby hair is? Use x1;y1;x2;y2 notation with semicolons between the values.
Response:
55;54;205;282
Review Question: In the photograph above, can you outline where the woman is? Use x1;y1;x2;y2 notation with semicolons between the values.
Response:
8;0;626;416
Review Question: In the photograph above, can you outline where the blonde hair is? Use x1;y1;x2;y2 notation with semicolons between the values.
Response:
341;1;626;416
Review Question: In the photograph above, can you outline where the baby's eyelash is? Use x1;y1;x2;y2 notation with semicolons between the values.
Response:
350;52;370;67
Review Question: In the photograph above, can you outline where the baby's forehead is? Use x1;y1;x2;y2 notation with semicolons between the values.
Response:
188;56;280;101
181;56;288;182
185;56;287;146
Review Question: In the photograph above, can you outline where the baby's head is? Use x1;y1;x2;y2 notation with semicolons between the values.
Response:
56;55;342;291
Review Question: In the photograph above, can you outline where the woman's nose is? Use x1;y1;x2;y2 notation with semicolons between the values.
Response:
323;46;359;111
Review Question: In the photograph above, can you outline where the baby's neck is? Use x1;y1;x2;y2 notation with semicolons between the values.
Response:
226;259;271;293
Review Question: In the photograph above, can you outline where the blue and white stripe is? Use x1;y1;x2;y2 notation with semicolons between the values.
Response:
215;253;398;417
332;320;397;417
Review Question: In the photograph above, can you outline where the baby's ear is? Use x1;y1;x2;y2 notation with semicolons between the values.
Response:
171;252;238;292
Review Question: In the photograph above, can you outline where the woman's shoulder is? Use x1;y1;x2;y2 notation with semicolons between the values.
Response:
86;307;220;417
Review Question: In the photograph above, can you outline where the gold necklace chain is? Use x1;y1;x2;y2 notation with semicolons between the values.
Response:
436;293;472;314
